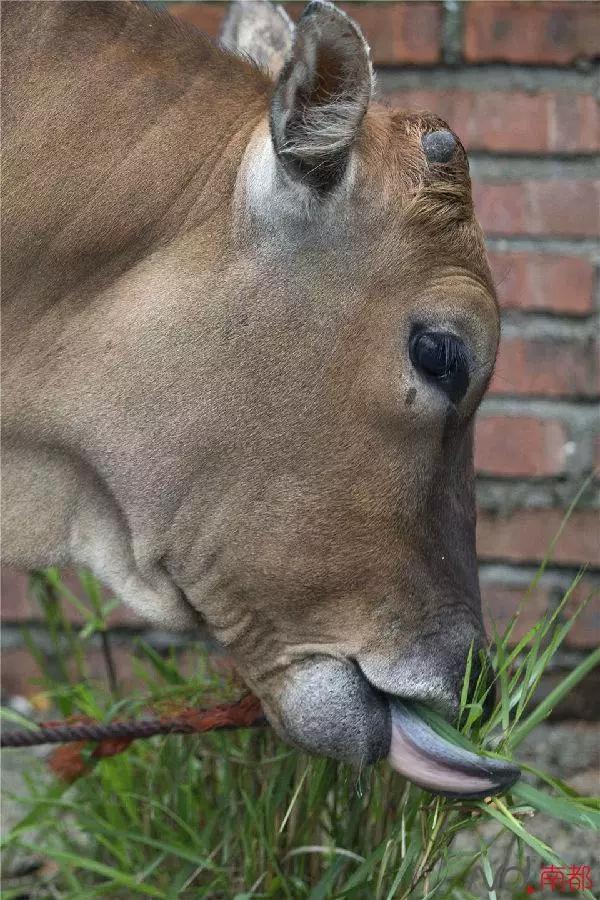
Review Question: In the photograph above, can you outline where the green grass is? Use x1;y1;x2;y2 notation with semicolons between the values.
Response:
1;563;598;899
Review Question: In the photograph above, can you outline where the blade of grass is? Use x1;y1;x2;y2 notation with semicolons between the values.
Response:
135;642;186;685
523;476;592;596
458;642;474;730
508;646;600;748
512;781;599;829
478;799;564;867
17;843;167;897
0;708;38;730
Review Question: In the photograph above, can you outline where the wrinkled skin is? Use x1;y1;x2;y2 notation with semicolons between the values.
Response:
1;1;499;766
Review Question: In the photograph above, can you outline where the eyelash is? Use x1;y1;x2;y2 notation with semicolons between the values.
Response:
409;329;471;404
434;334;469;379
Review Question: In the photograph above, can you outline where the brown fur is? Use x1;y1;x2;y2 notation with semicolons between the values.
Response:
2;1;499;765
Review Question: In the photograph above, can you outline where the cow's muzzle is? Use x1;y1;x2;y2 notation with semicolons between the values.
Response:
266;655;519;798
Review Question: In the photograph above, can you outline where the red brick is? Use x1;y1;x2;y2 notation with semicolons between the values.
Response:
473;181;600;238
475;416;568;477
483;576;600;649
168;3;227;38
534;669;600;720
1;566;143;627
464;2;600;65
489;337;597;399
562;580;600;649
170;2;443;65
0;645;239;702
0;648;46;698
488;252;595;316
386;89;599;155
548;94;600;155
482;583;550;643
1;567;33;620
75;645;146;692
477;508;600;567
336;2;442;65
0;645;144;698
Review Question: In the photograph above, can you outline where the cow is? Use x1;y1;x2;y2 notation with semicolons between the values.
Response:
1;0;518;796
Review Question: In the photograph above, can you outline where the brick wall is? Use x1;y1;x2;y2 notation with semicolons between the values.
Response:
2;1;598;698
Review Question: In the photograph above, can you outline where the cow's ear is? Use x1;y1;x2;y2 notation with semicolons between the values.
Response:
270;0;372;193
220;1;294;77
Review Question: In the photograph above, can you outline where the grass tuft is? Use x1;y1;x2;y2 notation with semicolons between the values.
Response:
1;563;598;898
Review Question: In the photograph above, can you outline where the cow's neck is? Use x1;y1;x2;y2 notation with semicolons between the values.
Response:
3;2;271;316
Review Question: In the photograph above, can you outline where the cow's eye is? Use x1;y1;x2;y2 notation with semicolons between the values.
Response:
409;330;470;404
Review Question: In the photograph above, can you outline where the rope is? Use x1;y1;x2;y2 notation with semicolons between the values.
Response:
1;694;267;780
1;713;263;747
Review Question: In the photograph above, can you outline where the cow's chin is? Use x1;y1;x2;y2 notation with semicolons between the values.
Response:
273;656;391;765
263;656;521;800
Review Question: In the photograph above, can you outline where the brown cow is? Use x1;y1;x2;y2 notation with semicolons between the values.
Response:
1;0;517;796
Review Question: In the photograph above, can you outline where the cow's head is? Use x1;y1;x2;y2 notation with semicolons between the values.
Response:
160;1;506;791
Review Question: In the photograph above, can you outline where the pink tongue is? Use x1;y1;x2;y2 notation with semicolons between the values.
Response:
388;700;520;799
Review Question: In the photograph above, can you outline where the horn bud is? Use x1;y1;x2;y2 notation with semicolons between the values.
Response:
422;129;457;164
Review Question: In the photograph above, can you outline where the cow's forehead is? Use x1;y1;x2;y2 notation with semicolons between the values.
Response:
361;106;471;203
356;105;494;294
